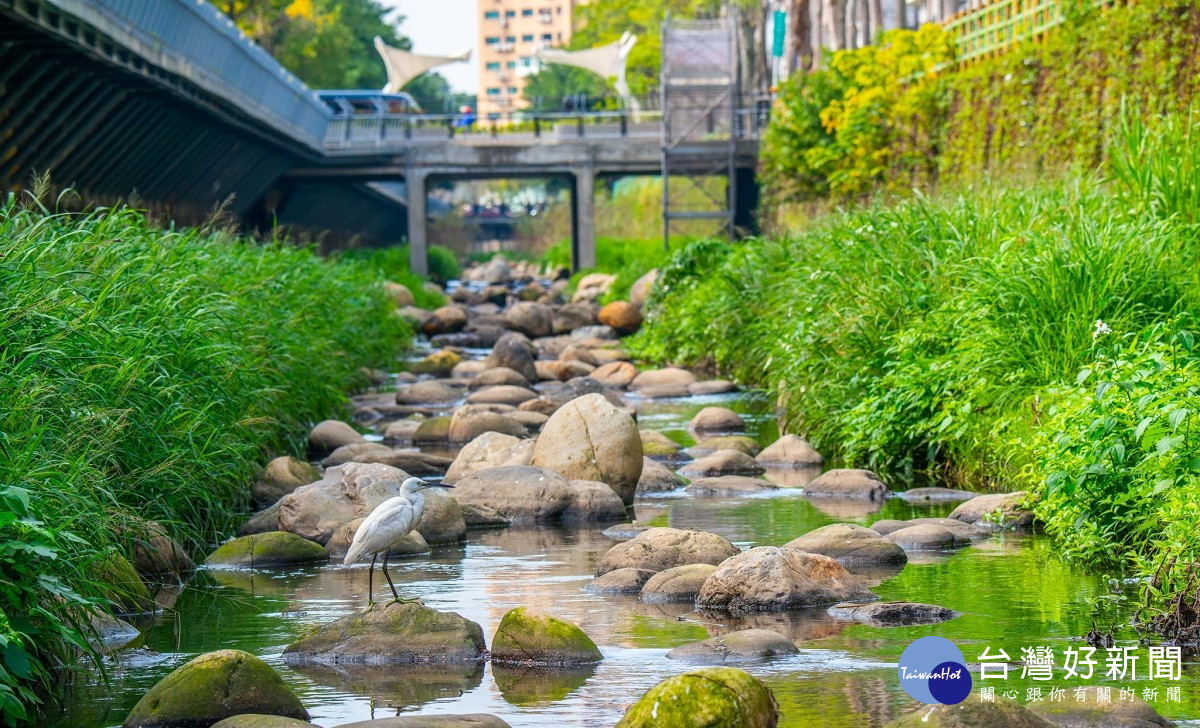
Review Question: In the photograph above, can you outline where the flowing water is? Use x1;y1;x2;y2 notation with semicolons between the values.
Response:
51;342;1200;727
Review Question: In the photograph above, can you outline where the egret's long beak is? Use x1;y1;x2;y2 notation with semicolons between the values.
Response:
434;483;454;488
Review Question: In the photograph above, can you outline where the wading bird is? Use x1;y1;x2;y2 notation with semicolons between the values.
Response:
343;476;451;605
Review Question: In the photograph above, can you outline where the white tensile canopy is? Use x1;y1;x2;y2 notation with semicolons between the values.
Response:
536;32;638;115
374;36;471;94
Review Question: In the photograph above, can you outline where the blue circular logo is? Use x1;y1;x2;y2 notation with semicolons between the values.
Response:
898;636;972;705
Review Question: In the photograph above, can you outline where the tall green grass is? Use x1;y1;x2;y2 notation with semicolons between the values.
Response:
540;236;687;303
0;196;409;722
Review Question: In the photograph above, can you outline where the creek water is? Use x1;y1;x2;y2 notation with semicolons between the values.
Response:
51;342;1200;727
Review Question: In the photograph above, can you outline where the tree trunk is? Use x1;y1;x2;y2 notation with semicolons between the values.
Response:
895;0;906;30
870;0;883;39
827;0;846;52
786;0;813;74
847;0;858;48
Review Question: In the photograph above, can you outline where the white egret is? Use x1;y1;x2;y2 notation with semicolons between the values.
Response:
343;476;451;605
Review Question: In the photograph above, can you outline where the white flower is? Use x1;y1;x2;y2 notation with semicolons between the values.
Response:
1093;319;1111;340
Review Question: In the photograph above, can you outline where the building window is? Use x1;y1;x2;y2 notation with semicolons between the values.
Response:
487;87;501;96
506;35;516;43
522;34;534;42
508;87;519;94
484;10;499;19
541;33;552;41
521;56;533;67
506;60;517;69
486;61;501;71
522;8;533;16
505;9;515;17
485;36;500;44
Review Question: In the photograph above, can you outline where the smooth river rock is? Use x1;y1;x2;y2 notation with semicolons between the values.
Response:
665;629;798;664
205;533;326;568
590;361;637;389
640;563;717;603
452;465;622;523
283;602;485;665
784;524;908;567
615;667;778;728
678;449;765;477
485;332;540;384
636;457;686;495
948;491;1035;529
689;406;745;433
803;468;890;501
490;607;602;667
686;476;777;497
447;404;526;442
277;462;410;545
755;435;824;467
307;419;364;459
696;547;877;612
530;393;643;504
596;527;739;576
584;567;657;594
123;650;310;728
629;367;696;391
639;430;682;457
827;601;958;627
254;456;318;505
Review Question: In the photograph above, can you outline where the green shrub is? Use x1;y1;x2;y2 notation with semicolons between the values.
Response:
0;199;409;720
426;245;462;284
335;246;445;308
540;236;685;303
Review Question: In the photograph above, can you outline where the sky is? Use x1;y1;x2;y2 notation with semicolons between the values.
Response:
382;0;480;94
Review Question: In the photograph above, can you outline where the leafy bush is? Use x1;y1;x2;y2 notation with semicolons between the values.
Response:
0;199;409;720
426;245;462;284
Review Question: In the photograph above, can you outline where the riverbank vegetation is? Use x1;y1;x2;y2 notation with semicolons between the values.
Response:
0;195;409;722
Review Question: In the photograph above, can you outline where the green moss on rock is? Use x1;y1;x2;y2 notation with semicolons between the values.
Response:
490;607;602;667
414;417;452;443
615;667;778;728
122;649;309;728
205;532;326;568
411;349;463;376
90;552;154;616
282;601;485;664
211;716;318;728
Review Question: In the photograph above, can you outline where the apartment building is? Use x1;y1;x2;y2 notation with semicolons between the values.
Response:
476;0;578;120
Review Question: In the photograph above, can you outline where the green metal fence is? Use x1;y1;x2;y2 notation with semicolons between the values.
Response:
942;0;1109;64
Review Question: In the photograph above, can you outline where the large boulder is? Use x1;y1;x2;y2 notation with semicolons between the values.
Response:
453;465;572;521
411;349;463;377
205;533;327;568
640;564;717;603
689;407;745;433
505;302;554;338
696;547;877;612
640;430;683;458
590;361;638;389
597;301;642;335
238;503;280;536
596;527;739;576
629;269;657;308
665;629;798;664
883;699;1053;728
883;524;963;551
321;442;392;467
344;448;452;477
327;518;427;562
277;463;410;545
584;568;657;594
1026;685;1173;727
803;469;890;501
490;607;602;666
415;489;468;544
282;602;485;665
615;667;777;728
421;306;468;336
254;456;319;506
755;435;824;468
870;517;990;542
448;405;526;442
384;281;416;307
948;491;1035;529
686;476;777;497
689;380;737;396
530;393;643;504
444;432;534;484
637;457;686;495
307;420;364;459
687;436;761;457
129;522;195;579
784;524;908;567
122;650;309;728
412;417;452;444
678;450;765;477
895;487;978;503
562;480;627;521
827;601;958;627
629;367;696;391
485;333;539;384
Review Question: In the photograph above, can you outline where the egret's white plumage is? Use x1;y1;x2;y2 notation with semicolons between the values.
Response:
344;476;450;604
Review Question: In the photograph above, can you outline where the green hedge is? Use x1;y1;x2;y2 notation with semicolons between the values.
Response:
0;199;409;723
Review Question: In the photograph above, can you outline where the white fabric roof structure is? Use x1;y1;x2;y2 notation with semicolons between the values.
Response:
374;36;470;94
536;32;638;115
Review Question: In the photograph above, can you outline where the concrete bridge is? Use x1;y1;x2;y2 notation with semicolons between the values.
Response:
0;0;761;271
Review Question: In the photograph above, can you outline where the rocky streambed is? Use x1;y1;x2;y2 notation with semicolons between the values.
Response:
55;260;1200;727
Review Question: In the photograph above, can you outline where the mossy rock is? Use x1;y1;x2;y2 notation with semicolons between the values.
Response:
640;431;683;457
490;607;602;667
282;601;485;665
688;436;761;457
211;716;318;728
411;349;463;377
883;699;1053;727
91;552;154;616
205;533;326;568
615;667;778;728
122;649;310;728
413;416;452;443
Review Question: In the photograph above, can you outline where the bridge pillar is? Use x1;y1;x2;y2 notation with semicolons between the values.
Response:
406;168;429;275
570;166;596;271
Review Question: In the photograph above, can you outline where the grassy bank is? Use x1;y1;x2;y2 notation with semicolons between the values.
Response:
630;109;1200;636
0;197;409;722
